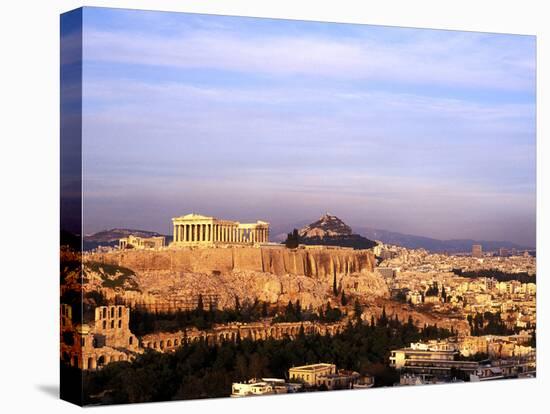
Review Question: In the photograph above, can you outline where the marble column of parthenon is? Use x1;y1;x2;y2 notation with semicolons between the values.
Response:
171;214;269;246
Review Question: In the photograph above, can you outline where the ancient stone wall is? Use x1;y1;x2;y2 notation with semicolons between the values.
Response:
140;320;346;353
88;246;375;278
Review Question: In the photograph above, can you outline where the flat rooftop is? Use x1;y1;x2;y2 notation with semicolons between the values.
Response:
290;363;335;371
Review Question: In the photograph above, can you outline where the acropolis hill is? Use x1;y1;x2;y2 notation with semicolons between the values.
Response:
85;213;387;310
94;212;376;278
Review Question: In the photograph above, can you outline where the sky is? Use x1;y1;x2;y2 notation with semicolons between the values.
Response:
77;7;536;246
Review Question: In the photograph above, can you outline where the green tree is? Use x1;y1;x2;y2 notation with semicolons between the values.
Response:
295;300;302;320
378;306;388;327
353;299;363;321
341;290;348;306
285;229;300;248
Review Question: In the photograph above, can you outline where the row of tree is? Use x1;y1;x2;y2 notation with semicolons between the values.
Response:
272;300;344;323
130;296;272;335
452;268;535;284
132;297;347;335
80;312;454;404
467;312;515;336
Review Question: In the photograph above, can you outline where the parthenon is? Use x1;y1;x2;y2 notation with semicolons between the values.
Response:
171;213;269;246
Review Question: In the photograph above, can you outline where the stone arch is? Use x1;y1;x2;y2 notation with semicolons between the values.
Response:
174;338;179;346
160;340;164;350
118;355;125;361
153;342;158;349
167;339;172;347
87;357;95;370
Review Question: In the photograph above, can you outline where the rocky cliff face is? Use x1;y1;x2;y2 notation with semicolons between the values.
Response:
90;268;389;311
86;246;388;310
134;270;388;310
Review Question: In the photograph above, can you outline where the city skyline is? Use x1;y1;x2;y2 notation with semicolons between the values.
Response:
79;7;536;246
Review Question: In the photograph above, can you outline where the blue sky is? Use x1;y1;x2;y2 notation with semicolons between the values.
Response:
78;7;536;245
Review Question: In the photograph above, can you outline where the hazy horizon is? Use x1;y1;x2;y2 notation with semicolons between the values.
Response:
77;8;536;246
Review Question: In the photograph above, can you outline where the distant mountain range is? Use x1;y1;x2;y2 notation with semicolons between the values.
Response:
354;227;533;253
274;218;533;253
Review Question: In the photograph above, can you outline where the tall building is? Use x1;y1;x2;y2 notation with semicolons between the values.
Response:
472;244;483;258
